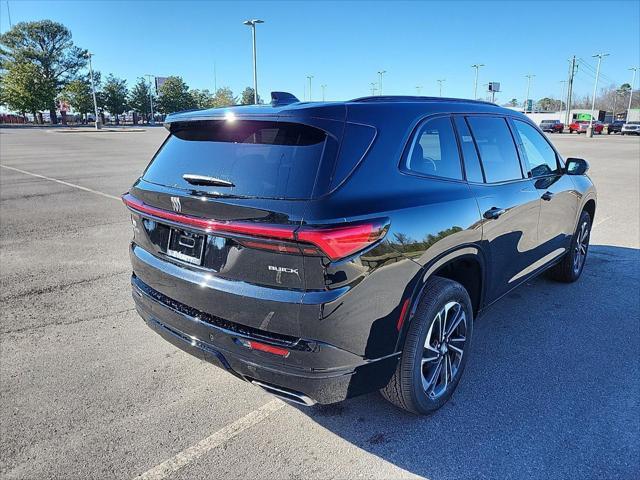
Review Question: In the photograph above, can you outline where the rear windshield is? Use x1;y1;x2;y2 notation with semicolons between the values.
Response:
143;120;328;199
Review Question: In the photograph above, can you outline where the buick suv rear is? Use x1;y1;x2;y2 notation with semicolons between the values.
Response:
124;93;596;414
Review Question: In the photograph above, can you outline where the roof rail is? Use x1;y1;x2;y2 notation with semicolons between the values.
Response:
271;91;300;106
350;95;496;106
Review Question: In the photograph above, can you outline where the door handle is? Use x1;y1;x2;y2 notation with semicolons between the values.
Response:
483;207;506;220
541;191;554;201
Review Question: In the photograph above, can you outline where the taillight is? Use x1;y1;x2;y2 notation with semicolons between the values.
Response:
122;194;389;261
296;219;390;260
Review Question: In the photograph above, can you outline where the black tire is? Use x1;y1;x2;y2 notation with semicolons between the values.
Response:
547;210;591;283
380;276;473;415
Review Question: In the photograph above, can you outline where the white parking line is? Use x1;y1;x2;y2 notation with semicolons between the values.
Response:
134;399;285;480
0;164;121;201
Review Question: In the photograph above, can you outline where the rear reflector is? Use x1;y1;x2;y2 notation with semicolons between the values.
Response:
123;193;388;260
237;338;290;357
396;298;411;331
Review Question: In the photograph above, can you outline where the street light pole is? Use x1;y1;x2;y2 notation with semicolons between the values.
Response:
377;70;386;96
370;82;377;96
437;79;446;97
321;84;327;102
415;86;422;96
471;64;484;99
306;75;314;101
86;52;101;130
243;19;264;104
629;67;638;113
523;74;535;113
588;52;609;137
144;74;155;125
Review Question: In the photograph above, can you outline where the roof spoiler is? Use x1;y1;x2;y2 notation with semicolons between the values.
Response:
271;91;300;106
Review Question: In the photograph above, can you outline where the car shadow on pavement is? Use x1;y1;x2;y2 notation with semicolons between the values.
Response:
294;245;640;479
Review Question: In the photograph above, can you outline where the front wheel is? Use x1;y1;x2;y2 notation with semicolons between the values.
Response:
381;276;473;415
547;210;591;282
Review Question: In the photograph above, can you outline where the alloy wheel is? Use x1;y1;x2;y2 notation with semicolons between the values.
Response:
421;301;467;399
573;221;590;274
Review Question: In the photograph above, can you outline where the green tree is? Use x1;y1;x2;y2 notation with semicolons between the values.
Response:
0;20;87;124
537;97;562;112
240;87;260;105
156;76;195;114
507;98;518;107
128;77;153;123
102;75;128;124
0;61;53;123
212;87;237;107
59;79;93;122
190;89;215;109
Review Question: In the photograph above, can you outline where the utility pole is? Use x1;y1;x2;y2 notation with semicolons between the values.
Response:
144;74;155;125
321;84;327;101
565;56;577;126
243;19;264;104
559;80;567;112
523;74;535;113
377;70;386;95
471;64;484;99
86;52;101;130
370;82;378;96
415;86;422;96
213;61;217;92
588;52;609;137
437;79;446;97
306;75;314;101
629;67;638;113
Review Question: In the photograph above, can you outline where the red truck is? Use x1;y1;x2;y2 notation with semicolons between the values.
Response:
569;120;603;134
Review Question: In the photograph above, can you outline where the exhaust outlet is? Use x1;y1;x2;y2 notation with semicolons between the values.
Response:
251;380;317;407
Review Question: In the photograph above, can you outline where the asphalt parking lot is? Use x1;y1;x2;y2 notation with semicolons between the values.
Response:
1;127;638;480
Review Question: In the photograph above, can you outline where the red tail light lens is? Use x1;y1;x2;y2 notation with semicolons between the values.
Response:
121;193;295;240
296;219;390;260
123;193;389;261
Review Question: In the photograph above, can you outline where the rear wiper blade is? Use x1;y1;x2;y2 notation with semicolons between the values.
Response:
182;174;235;188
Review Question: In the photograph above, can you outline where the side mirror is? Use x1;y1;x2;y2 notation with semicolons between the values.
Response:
565;157;589;175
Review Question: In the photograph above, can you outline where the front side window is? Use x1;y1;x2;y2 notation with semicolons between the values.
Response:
513;120;559;177
406;116;462;180
466;116;523;183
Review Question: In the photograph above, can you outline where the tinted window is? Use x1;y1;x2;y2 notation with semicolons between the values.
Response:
453;117;484;182
466;116;523;183
143;120;328;199
406;116;462;180
513;120;559;177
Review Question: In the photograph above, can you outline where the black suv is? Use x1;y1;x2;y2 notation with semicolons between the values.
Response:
124;93;596;415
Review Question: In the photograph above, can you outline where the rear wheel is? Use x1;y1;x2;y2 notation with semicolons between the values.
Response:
547;210;591;283
381;276;473;415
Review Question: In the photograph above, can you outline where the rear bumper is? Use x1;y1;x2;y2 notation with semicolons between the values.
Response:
132;275;399;405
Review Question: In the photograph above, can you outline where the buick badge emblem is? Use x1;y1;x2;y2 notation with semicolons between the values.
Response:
170;196;182;213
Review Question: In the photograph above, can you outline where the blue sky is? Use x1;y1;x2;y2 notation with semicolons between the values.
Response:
2;1;639;103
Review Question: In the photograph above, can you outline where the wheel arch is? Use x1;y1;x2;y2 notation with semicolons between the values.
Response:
395;245;486;351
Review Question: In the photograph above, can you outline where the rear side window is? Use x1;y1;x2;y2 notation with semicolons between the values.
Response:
406;116;462;180
453;117;484;183
466;116;523;183
512;120;559;177
143;120;328;199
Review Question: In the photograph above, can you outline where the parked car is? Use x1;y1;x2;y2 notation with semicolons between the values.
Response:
568;120;603;134
539;119;564;133
606;121;625;134
123;93;597;415
621;121;640;135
